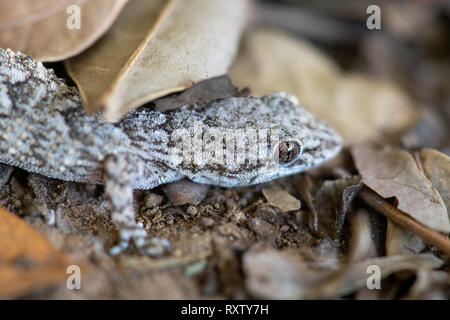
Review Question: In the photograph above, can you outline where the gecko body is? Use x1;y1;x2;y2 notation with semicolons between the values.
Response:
0;48;342;255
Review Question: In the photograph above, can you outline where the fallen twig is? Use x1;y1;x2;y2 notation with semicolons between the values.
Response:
359;187;450;257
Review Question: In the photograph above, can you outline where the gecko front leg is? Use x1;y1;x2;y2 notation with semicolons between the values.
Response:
103;153;171;256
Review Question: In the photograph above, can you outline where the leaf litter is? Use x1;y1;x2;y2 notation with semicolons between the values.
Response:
66;0;250;121
0;0;449;300
0;206;69;298
351;144;450;233
0;0;129;62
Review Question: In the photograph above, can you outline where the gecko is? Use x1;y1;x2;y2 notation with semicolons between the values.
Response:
0;48;342;255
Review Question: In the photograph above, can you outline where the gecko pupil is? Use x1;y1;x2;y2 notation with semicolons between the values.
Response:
279;141;301;164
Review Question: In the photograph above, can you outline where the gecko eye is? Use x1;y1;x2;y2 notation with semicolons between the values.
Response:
278;140;302;164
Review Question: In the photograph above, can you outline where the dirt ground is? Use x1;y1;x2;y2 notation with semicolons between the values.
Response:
0;165;343;299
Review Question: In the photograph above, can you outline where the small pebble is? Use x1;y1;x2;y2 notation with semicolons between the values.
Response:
186;206;198;216
247;218;277;238
163;180;209;206
144;192;164;208
262;186;301;212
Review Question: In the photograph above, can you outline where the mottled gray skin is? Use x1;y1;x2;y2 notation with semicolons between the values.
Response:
0;48;342;255
0;49;341;189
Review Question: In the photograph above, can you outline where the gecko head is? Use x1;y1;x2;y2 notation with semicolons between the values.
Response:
263;92;343;182
184;92;342;187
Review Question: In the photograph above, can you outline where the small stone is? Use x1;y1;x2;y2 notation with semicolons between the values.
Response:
186;206;198;216
144;192;164;208
163;180;209;206
247;218;277;239
262;186;301;212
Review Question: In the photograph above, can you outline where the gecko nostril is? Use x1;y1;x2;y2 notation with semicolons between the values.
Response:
278;140;303;165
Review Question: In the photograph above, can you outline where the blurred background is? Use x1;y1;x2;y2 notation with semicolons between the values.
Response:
255;0;450;152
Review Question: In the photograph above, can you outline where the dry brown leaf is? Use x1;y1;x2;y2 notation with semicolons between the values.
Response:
66;0;250;121
0;164;13;188
0;0;128;62
0;207;69;298
301;238;341;271
66;0;170;119
243;248;310;299
229;28;417;145
230;28;340;113
311;175;362;239
401;112;449;151
332;75;416;144
351;144;450;233
349;211;377;262
153;75;238;112
418;148;450;211
262;186;301;212
386;220;425;256
243;246;443;299
405;270;450;300
330;254;443;298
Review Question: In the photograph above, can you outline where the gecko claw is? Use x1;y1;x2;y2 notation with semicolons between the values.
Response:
109;228;171;257
140;238;172;257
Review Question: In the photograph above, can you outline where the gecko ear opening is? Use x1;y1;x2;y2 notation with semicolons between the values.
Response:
278;140;303;165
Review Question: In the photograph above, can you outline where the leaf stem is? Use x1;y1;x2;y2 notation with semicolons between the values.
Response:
359;187;450;257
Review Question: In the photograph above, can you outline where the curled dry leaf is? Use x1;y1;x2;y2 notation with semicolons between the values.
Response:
330;254;443;298
351;144;450;233
298;238;341;271
332;75;416;144
0;207;68;298
0;0;129;62
349;211;377;262
311;175;362;239
0;164;13;188
253;206;439;299
405;270;450;300
242;246;443;299
386;220;426;256
262;186;301;212
229;28;417;145
417;148;450;211
243;248;311;300
66;0;250;121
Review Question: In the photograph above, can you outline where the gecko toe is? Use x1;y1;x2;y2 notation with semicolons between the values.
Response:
139;237;172;257
110;228;172;258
